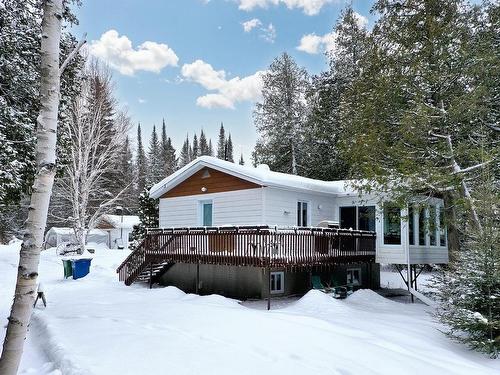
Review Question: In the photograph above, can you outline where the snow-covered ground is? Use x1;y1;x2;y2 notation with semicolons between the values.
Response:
1;242;498;375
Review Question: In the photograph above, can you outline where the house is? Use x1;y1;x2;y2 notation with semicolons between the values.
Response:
44;227;108;248
117;156;448;300
95;214;140;250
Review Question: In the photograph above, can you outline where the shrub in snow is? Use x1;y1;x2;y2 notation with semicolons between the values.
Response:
130;186;159;249
431;182;499;358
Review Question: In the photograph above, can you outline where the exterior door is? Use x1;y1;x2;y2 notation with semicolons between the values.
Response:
202;201;213;226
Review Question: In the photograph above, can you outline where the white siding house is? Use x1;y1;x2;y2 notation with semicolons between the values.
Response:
150;156;449;265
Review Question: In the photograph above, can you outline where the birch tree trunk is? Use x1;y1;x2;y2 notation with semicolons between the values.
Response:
0;1;63;373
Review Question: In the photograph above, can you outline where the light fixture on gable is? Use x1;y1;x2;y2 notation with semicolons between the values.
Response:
201;187;207;193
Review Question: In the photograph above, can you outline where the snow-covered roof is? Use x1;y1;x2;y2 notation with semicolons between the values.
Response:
46;228;108;236
99;215;140;229
150;156;359;199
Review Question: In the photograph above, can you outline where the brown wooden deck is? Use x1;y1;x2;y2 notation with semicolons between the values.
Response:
116;226;376;286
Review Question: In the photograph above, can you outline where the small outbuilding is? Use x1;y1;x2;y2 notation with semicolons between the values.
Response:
44;227;108;248
95;214;140;250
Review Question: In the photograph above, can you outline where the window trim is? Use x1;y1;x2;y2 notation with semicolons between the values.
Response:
270;271;285;294
347;268;362;286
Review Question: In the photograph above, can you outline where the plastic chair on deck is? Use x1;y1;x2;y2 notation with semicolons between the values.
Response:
311;275;330;293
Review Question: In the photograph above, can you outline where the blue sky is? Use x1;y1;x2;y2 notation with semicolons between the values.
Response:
73;0;375;161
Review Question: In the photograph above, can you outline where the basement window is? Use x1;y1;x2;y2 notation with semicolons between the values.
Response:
347;268;361;286
270;272;284;294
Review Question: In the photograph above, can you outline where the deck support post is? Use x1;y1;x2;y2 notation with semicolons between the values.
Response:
196;261;200;294
149;262;153;289
267;264;271;311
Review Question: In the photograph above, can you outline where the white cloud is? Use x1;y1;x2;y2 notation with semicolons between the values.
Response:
181;59;265;109
138;98;147;104
90;30;179;76
260;23;276;43
297;11;368;54
242;19;276;43
238;0;334;16
242;18;262;32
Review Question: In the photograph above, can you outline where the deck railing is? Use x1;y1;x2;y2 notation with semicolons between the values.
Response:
117;226;376;285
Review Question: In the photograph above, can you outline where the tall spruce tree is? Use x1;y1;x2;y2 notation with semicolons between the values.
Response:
119;136;136;211
199;129;210;156
225;134;234;162
208;139;214;156
192;133;199;159
216;123;226;159
253;53;309;175
179;135;191;167
302;6;367;181
136;123;148;193
147;125;164;185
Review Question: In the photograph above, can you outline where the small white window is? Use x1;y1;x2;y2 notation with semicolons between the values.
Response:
297;201;309;227
270;271;284;294
347;268;361;286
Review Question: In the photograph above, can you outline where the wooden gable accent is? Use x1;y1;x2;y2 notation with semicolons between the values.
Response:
161;167;262;198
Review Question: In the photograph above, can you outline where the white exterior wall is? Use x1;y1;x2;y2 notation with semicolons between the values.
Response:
158;187;448;264
262;187;336;227
159;188;264;227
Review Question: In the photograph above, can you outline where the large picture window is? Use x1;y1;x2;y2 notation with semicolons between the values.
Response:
383;205;401;245
339;206;375;231
297;201;308;227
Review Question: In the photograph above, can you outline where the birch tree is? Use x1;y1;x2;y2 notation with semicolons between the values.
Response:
0;0;84;372
56;67;131;251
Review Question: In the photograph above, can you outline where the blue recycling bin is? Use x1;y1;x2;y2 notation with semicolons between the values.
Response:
72;258;92;280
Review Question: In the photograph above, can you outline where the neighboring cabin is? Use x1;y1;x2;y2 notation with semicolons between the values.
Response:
130;156;449;299
95;214;140;250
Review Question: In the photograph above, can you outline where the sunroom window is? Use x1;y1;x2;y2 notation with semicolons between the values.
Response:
383;205;401;245
418;208;426;246
408;205;415;245
439;206;447;246
429;206;437;246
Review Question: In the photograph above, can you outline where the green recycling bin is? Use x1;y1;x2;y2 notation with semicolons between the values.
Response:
62;259;73;279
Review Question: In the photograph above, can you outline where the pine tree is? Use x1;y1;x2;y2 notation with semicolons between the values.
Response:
119;136;136;211
147;125;164;185
253;53;309;175
216;122;226;159
208;139;214;157
130;185;159;246
159;118;177;176
199;129;210;156
0;0;82;207
192;133;199;159
179;135;191;167
164;137;177;175
302;6;366;181
225;134;234;162
239;154;245;165
136;123;148;193
432;175;500;358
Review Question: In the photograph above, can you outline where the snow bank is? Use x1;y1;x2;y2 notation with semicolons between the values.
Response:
1;243;499;375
